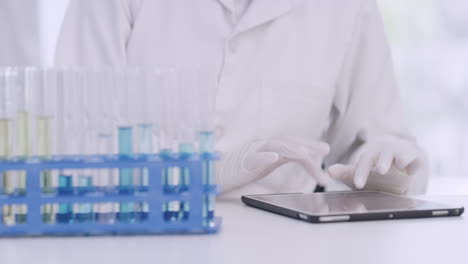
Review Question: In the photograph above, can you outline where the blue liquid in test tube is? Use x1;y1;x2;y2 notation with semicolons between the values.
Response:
75;176;93;223
138;124;153;154
160;149;174;193
57;174;73;224
118;127;134;193
179;142;194;191
118;127;135;223
117;202;135;223
199;131;215;222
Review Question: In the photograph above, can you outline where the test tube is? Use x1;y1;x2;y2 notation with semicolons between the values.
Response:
157;68;181;219
159;68;179;190
116;69;135;192
197;69;217;223
0;68;15;196
95;69;116;224
36;68;58;194
74;69;95;222
55;68;79;224
5;68;30;224
176;68;199;192
15;68;30;197
33;68;59;223
136;69;154;192
116;69;136;223
0;68;17;226
96;69;116;192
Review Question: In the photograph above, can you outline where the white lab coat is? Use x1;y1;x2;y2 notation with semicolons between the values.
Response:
55;0;428;195
0;0;40;66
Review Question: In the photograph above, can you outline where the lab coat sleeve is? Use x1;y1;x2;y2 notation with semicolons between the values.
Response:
324;0;428;193
54;0;142;67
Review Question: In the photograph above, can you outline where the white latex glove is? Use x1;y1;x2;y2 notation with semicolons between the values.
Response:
218;139;331;193
327;136;426;195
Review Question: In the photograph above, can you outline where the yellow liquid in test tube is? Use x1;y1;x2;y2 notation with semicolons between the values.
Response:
0;119;14;194
37;117;51;157
0;119;15;224
0;119;10;157
16;111;30;194
17;111;30;157
37;117;53;192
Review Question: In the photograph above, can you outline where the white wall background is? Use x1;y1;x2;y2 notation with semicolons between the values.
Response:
38;0;468;180
378;0;468;179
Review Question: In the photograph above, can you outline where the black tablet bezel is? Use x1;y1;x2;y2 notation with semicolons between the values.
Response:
241;191;465;223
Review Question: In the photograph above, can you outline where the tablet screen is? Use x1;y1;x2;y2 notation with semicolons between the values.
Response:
249;191;450;215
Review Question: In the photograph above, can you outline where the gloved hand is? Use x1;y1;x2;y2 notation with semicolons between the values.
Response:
327;136;426;195
218;139;332;193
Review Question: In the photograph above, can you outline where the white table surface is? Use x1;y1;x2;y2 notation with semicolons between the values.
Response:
0;195;466;264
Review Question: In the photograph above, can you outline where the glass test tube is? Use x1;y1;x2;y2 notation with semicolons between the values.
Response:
0;68;16;225
198;69;217;222
0;68;15;196
136;69;154;192
158;68;182;219
95;69;116;224
116;69;136;223
36;68;57;194
96;69;116;192
56;69;79;224
177;68;199;194
75;70;95;222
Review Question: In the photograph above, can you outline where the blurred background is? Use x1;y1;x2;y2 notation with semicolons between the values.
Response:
29;0;468;194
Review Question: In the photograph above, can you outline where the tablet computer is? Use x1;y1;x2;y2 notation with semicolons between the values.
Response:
241;191;464;223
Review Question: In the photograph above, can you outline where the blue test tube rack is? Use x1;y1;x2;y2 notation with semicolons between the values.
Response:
0;153;220;236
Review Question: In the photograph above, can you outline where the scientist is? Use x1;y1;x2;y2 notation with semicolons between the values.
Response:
55;0;428;195
0;0;40;66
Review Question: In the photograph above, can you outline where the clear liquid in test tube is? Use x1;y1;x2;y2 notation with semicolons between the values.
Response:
159;68;179;192
177;67;199;191
95;69;116;196
197;69;217;224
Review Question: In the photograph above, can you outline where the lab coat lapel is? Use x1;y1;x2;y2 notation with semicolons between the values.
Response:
234;0;296;34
